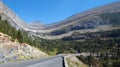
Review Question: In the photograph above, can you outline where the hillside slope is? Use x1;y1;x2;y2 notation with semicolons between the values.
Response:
0;32;48;63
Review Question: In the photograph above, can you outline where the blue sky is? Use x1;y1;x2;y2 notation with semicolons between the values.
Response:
3;0;118;24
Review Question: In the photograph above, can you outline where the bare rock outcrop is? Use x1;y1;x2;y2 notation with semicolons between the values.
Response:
0;32;48;63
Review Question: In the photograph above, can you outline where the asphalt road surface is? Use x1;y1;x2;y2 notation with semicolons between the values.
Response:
0;56;65;67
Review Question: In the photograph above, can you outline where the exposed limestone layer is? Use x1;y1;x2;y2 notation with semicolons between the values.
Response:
34;25;120;39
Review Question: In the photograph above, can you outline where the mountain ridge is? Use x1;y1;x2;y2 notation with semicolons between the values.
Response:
0;1;120;39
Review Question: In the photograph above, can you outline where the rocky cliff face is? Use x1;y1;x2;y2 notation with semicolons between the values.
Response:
0;1;29;31
0;32;48;63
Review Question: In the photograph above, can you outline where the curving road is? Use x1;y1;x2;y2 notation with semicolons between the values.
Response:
0;56;65;67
